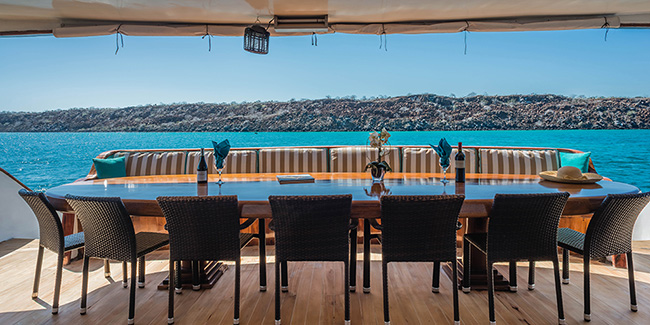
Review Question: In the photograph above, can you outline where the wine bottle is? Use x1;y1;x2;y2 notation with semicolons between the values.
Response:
455;142;465;183
197;148;208;183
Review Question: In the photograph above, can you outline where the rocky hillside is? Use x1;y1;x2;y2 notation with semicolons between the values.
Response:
1;94;649;132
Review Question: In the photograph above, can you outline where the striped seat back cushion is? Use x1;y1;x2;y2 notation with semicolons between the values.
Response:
479;149;559;175
402;148;478;173
186;149;257;174
258;148;328;173
113;151;186;176
330;147;401;173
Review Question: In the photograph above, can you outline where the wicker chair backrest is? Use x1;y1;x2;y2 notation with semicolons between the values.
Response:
487;192;569;262
269;194;352;262
585;192;650;258
65;195;137;262
157;196;241;261
19;189;64;253
380;195;464;262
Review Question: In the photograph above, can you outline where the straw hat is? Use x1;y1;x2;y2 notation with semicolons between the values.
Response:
539;166;603;184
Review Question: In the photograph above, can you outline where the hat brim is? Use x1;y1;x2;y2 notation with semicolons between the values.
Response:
539;171;603;184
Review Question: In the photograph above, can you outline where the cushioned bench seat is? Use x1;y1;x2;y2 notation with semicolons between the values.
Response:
480;149;559;175
402;147;478;173
186;149;257;174
258;148;328;173
330;147;401;173
86;146;590;179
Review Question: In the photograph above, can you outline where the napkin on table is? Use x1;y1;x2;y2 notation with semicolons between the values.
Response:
430;138;452;167
212;139;231;169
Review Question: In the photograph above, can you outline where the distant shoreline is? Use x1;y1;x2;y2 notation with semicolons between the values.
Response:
1;94;648;132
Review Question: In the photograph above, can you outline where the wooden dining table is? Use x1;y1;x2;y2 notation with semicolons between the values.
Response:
46;172;640;291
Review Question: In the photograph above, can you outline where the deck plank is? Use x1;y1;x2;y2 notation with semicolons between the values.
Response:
2;239;650;324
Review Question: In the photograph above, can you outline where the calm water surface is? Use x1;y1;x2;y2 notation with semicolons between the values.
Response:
1;130;648;192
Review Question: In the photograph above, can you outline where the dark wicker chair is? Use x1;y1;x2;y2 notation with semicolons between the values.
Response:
19;189;113;314
463;192;570;325
269;194;353;325
375;195;465;325
157;196;259;325
557;192;650;321
65;194;169;325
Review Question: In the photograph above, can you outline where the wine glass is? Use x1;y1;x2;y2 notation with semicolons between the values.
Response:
216;161;226;185
439;157;450;184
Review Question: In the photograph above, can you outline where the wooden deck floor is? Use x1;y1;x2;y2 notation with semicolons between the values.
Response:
2;239;650;324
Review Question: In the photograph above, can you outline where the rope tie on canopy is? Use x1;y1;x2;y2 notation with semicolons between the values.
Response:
462;21;470;55
202;25;212;51
379;24;387;51
114;24;124;55
311;32;318;46
601;17;610;41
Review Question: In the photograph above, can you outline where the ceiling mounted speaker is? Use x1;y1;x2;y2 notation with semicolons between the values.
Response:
274;15;329;33
244;25;270;54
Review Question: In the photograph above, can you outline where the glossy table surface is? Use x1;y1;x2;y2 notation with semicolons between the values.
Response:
46;173;640;218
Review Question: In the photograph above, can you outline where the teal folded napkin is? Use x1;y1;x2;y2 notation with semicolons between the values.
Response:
430;138;452;168
212;139;231;169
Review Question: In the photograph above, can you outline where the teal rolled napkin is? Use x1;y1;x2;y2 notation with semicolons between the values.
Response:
212;139;231;169
430;138;452;168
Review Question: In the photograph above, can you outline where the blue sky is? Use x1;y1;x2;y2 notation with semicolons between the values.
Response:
1;28;649;112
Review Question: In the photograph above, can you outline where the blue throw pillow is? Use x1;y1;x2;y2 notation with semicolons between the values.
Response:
560;152;591;173
93;156;126;179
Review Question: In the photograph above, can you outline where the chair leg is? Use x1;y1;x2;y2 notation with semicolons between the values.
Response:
281;261;288;292
584;256;591;321
104;259;111;278
32;245;44;299
487;262;496;324
275;260;281;325
562;249;570;284
259;219;267;291
627;252;637;312
138;256;145;288
122;261;128;288
350;226;357;292
382;260;390;324
192;261;201;290
168;261;175;324
363;219;371;293
528;261;535;290
509;261;518;292
175;261;182;294
432;261;441;293
462;238;471;293
553;258;566;325
234;258;241;325
128;260;137;324
452;258;460;325
81;255;89;315
52;252;64;314
344;258;350;325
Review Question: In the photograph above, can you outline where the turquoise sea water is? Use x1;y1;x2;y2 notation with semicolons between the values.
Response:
1;130;649;192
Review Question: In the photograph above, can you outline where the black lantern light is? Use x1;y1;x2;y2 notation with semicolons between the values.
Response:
243;25;270;54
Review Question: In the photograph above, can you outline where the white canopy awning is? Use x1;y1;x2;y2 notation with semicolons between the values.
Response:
0;0;649;37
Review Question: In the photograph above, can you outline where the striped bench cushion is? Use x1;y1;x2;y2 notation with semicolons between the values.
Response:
186;149;257;174
402;148;478;173
479;149;559;175
330;147;400;173
258;148;328;173
112;151;186;176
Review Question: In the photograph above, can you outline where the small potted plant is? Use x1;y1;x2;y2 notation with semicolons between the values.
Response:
365;128;392;182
